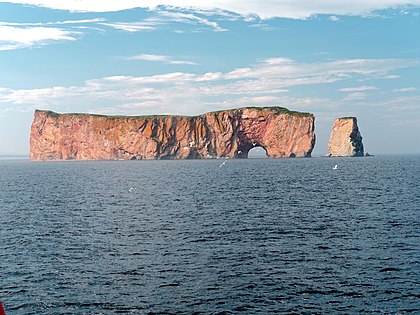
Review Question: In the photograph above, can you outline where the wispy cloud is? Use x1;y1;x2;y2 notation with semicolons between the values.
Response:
100;21;158;32
0;8;228;51
126;54;198;65
343;92;367;101
0;19;104;50
225;58;417;82
339;86;379;102
393;87;417;92
339;86;378;92
103;9;227;33
0;18;105;27
1;57;416;115
390;118;420;126
156;10;227;32
368;95;420;126
0;25;79;50
3;0;420;19
249;23;275;31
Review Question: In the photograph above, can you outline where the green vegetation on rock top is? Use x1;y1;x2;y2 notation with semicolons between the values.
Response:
211;106;312;117
36;106;313;119
36;109;188;120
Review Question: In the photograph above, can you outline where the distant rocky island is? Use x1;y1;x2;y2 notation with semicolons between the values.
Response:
30;107;368;160
30;107;316;160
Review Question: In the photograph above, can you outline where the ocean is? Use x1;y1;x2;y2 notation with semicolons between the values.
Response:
0;156;419;314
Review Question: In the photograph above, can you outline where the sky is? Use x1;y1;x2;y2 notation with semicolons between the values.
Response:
1;1;420;156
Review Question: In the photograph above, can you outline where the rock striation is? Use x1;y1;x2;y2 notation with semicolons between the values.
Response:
327;117;364;157
30;107;316;160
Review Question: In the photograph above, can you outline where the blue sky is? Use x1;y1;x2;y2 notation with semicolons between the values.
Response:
1;1;420;155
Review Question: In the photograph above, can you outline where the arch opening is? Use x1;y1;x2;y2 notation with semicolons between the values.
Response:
247;146;268;159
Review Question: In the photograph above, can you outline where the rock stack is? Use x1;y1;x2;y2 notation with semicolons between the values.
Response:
327;117;364;157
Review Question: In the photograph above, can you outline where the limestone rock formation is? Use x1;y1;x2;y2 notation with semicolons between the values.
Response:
327;117;364;157
30;107;316;160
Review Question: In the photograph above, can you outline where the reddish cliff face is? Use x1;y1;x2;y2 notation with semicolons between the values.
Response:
30;107;315;160
327;117;364;157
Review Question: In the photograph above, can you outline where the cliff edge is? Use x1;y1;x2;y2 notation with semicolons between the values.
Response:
327;117;364;157
30;107;316;160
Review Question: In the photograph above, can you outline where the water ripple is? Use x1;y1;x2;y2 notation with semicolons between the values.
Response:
0;156;419;314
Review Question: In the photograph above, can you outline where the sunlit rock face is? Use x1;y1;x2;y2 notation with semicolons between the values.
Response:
327;117;364;157
30;107;316;160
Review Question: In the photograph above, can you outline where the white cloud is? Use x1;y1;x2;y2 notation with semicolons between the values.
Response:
343;92;367;101
390;118;420;126
0;25;79;50
204;95;329;110
156;10;227;31
339;86;378;92
393;87;417;92
126;54;198;65
51;18;105;25
0;86;84;104
3;0;420;19
225;58;417;82
0;18;105;27
103;9;227;33
0;57;416;115
100;22;158;32
249;23;276;31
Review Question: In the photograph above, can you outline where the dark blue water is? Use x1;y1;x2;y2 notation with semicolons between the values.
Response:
1;156;419;314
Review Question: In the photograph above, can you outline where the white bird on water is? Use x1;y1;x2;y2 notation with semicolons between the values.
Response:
219;160;227;167
333;164;338;170
129;187;136;192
